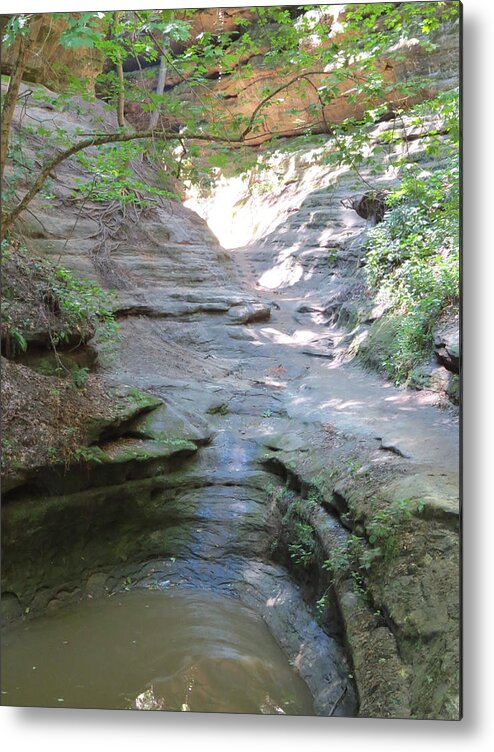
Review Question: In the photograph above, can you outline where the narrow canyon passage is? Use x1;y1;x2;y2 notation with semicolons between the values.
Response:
231;241;459;480
2;203;458;717
1;4;460;715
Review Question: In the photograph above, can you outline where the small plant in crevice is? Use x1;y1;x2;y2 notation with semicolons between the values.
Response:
315;589;333;624
1;435;15;466
278;493;318;570
306;472;327;502
323;497;424;603
265;482;290;506
316;592;330;614
350;569;369;604
283;493;316;525
269;537;280;557
69;446;104;465
265;481;275;497
366;497;424;562
327;249;338;266
287;521;315;568
72;366;90;389
347;459;361;478
324;534;360;576
323;534;372;605
46;446;59;464
3;327;27;358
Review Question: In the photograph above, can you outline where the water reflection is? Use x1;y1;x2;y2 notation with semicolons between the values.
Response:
2;589;314;715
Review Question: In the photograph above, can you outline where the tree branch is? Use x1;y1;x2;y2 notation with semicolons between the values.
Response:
1;126;244;238
239;71;335;140
1;16;39;183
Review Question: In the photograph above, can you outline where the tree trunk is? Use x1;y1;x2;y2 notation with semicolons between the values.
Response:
116;59;125;127
148;55;167;131
0;16;39;184
112;12;125;128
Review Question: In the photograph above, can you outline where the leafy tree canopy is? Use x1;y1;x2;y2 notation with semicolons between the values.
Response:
1;3;460;236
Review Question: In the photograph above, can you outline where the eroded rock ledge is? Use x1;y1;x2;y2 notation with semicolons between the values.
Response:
256;420;459;720
2;71;459;721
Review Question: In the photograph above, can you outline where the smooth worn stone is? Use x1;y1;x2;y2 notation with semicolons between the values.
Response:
227;303;271;324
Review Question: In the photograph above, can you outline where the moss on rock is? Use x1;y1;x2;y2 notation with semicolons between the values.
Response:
353;314;403;374
258;421;460;720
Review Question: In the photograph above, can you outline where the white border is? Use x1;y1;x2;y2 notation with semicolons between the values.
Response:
1;1;493;749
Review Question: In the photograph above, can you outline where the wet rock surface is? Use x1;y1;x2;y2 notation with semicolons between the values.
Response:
2;421;357;717
2;82;459;720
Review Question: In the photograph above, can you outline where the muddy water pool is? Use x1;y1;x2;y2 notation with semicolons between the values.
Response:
1;588;314;714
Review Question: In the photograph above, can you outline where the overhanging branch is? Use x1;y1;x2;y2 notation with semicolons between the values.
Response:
1;126;244;237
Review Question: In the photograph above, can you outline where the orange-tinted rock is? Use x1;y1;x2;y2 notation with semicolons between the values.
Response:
1;14;104;92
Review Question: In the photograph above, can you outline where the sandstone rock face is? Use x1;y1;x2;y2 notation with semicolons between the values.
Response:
131;19;459;143
186;104;459;407
2;49;459;718
0;14;104;92
434;322;460;373
4;82;239;297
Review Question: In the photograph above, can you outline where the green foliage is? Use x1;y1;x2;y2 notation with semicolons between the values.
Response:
324;533;364;576
363;90;460;381
322;533;373;603
2;14;34;47
287;521;315;568
2;4;460;231
74;142;178;207
127;387;158;408
322;498;424;598
70;446;104;464
6;328;28;356
3;132;35;206
367;498;425;561
1;242;118;360
1;435;14;459
50;266;118;347
46;446;59;464
72;366;89;389
278;490;318;569
315;590;331;617
57;13;103;49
